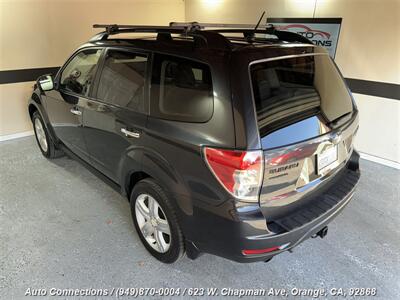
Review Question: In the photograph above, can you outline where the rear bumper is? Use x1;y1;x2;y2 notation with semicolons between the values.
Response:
189;150;360;263
234;185;356;262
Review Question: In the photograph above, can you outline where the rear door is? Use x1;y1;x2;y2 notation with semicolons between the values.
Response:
249;53;358;222
83;48;149;182
45;48;102;160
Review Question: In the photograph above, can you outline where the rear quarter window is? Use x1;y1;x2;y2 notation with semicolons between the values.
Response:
150;54;213;123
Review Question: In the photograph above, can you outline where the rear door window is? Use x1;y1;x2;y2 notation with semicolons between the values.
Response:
250;54;353;134
150;54;213;122
96;50;147;113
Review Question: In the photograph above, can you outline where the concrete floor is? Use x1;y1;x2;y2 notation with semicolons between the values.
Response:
1;136;399;300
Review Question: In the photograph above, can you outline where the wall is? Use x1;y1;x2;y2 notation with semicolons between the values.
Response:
186;0;400;165
0;0;185;137
1;0;399;165
316;0;399;165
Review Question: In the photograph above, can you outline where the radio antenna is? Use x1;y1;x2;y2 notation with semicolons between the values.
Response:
244;11;266;42
254;11;266;31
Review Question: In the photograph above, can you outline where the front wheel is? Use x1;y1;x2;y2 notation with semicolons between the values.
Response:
32;111;63;158
130;179;185;263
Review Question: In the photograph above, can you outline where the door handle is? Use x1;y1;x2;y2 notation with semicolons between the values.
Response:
70;107;82;116
121;128;140;138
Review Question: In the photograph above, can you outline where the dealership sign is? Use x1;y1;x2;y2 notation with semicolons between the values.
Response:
268;18;342;58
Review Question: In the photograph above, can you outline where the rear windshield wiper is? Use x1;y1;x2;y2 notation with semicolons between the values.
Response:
328;112;352;128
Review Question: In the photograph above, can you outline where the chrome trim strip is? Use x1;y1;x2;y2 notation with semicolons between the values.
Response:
249;52;329;67
264;113;358;159
260;113;358;207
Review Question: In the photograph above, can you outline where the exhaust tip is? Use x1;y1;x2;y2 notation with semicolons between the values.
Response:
317;226;328;239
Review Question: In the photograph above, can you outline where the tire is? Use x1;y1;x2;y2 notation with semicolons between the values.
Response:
130;179;185;263
32;111;63;158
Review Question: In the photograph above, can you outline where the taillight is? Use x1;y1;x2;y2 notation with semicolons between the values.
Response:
203;147;264;201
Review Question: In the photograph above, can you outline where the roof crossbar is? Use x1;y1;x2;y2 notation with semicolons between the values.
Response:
91;23;232;49
90;22;313;47
169;22;271;29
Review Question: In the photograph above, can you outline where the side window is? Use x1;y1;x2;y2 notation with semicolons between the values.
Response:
60;49;102;96
150;54;213;122
97;50;147;113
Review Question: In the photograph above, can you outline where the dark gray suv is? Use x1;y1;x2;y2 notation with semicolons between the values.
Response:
28;22;360;263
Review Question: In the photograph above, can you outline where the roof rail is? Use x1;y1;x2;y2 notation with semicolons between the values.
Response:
168;22;313;44
210;28;313;45
89;22;313;48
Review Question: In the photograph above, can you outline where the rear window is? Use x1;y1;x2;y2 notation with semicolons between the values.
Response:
250;54;353;133
150;54;213;123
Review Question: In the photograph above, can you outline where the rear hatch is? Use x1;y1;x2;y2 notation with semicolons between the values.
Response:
249;51;358;229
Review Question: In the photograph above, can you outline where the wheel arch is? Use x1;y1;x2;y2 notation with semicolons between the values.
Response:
28;91;43;118
28;93;58;145
125;170;151;199
141;150;194;216
122;148;194;214
28;103;38;120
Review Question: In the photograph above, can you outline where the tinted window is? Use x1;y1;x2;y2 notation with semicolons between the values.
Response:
60;49;102;96
97;50;147;113
150;54;213;122
250;54;353;132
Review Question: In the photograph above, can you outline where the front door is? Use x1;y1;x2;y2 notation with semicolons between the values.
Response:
45;48;103;160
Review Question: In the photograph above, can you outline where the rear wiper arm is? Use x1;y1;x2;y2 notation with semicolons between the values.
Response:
328;112;352;127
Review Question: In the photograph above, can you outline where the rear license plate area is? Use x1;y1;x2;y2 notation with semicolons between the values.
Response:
317;145;338;174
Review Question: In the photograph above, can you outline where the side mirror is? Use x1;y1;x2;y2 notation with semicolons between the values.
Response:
38;75;54;91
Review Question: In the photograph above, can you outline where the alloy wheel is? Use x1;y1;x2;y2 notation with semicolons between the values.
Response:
34;118;48;153
135;193;171;253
